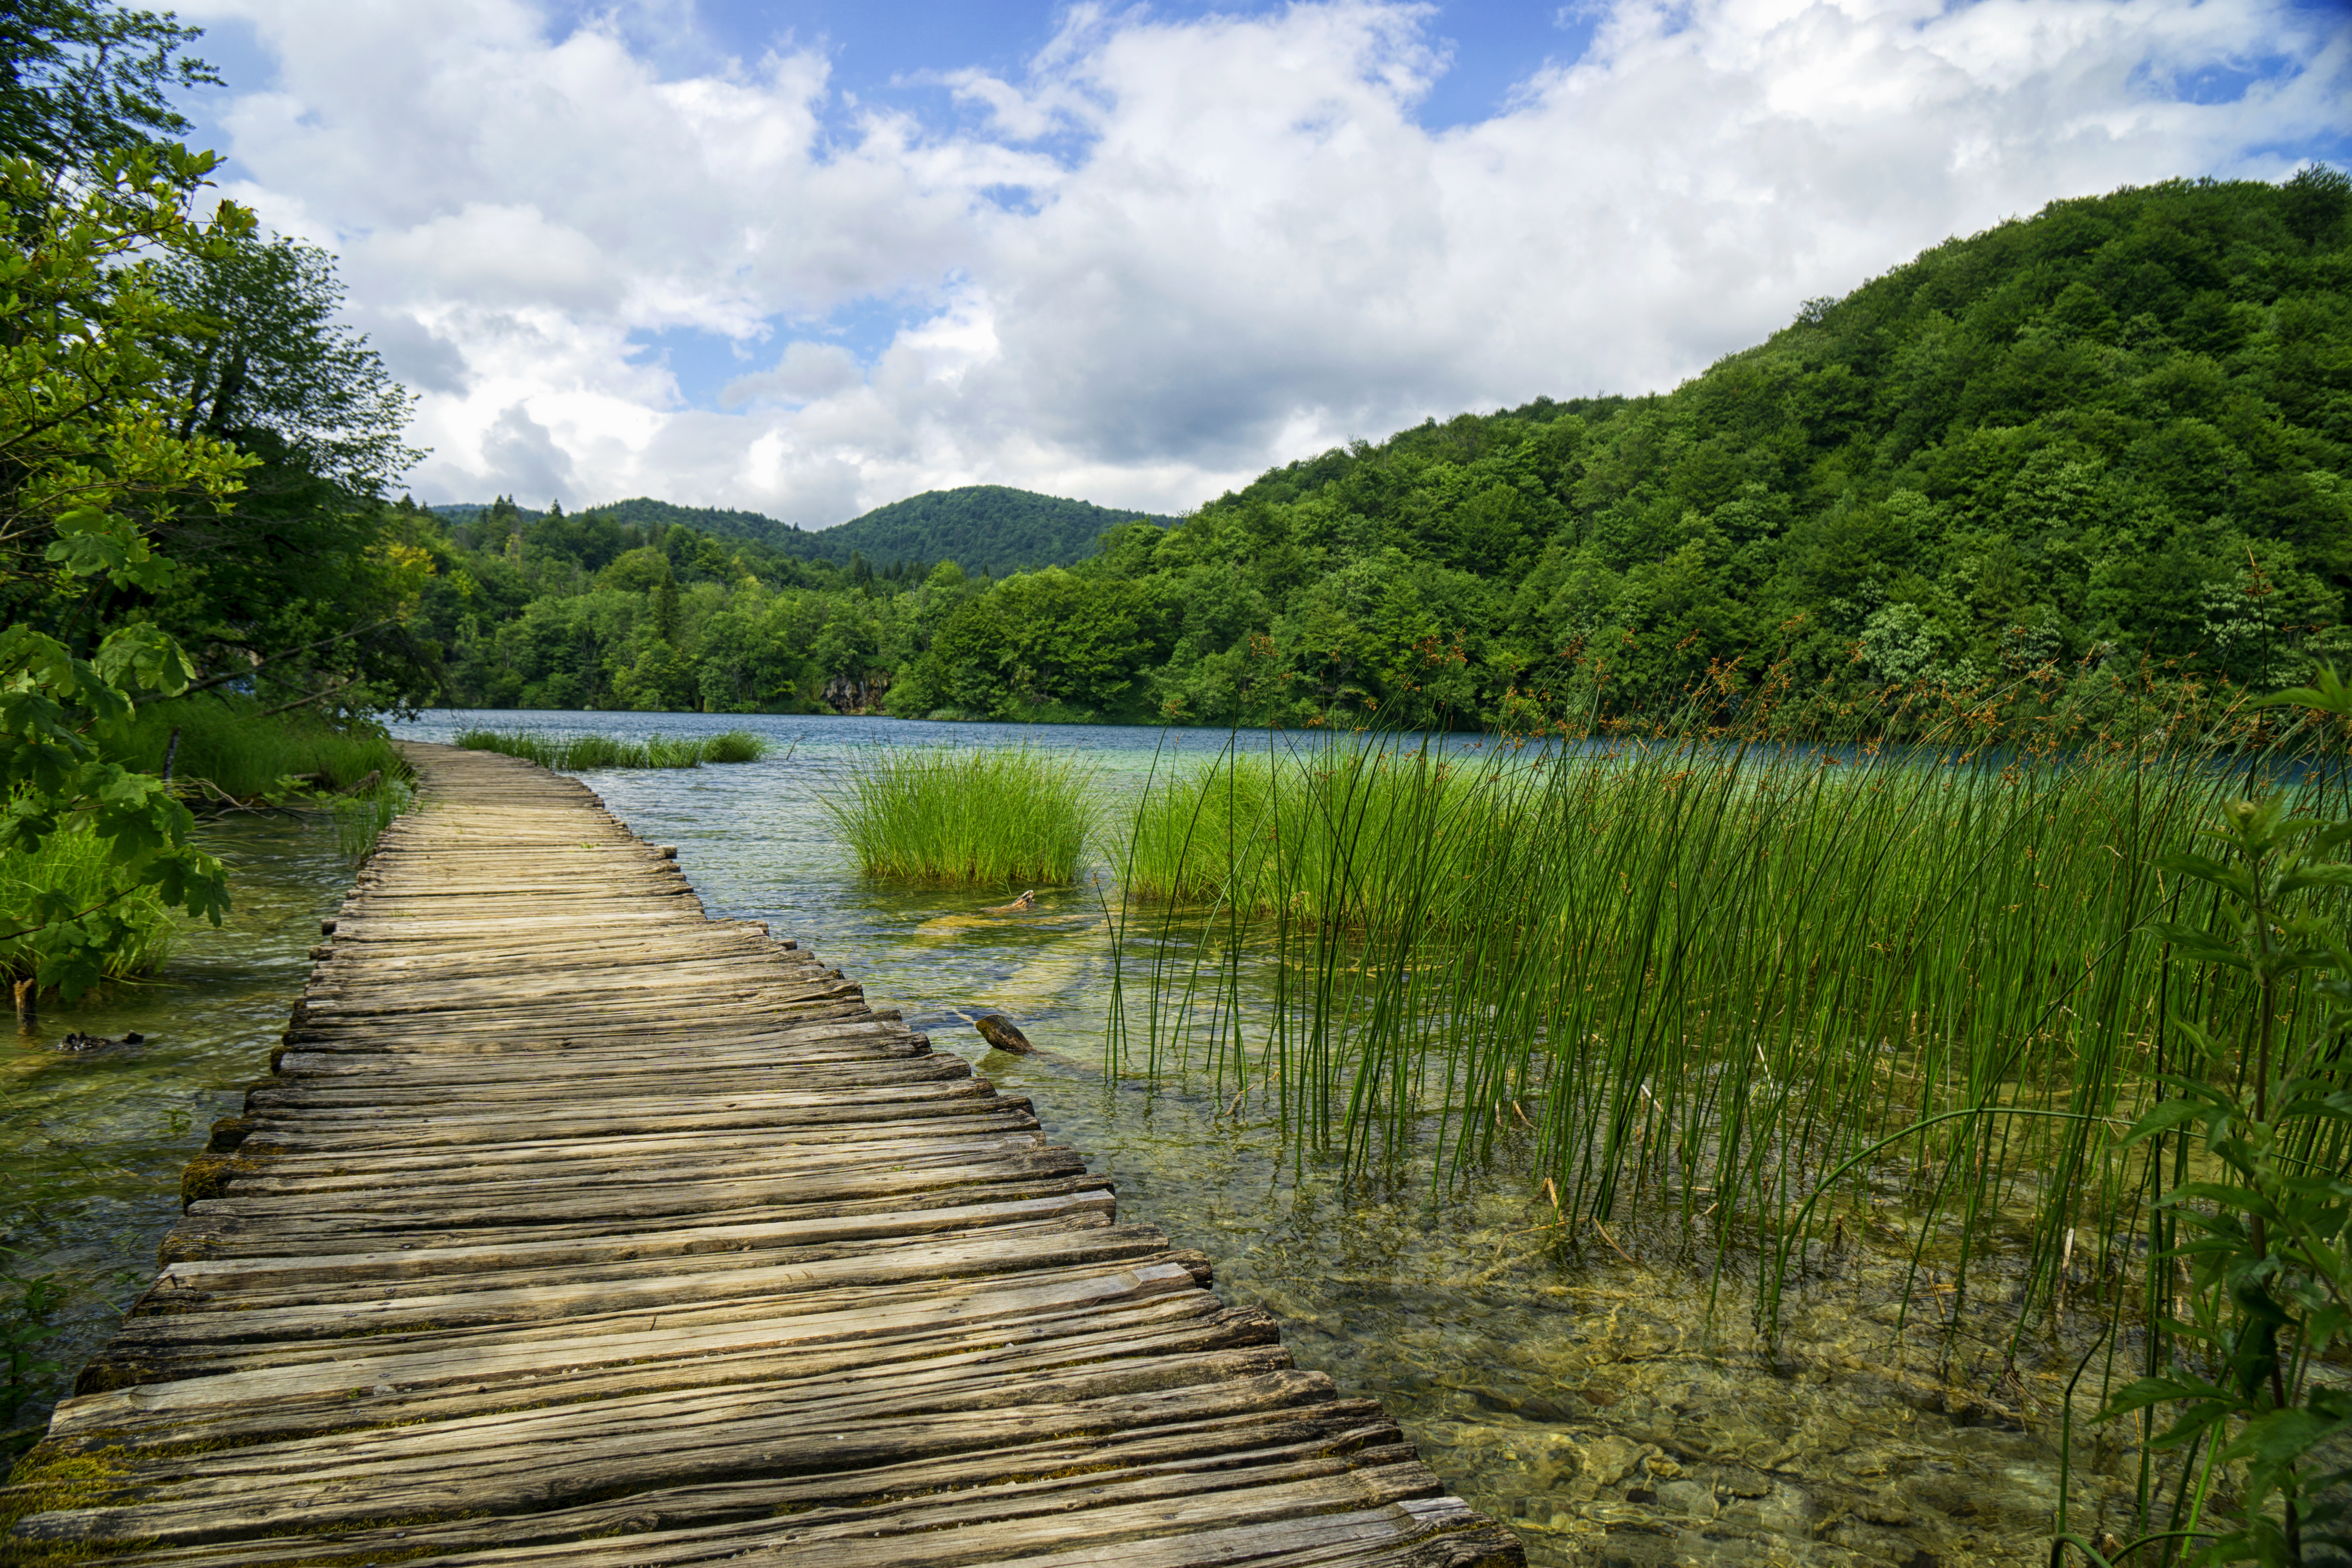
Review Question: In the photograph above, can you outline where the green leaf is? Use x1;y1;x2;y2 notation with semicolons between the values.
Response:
2256;664;2352;717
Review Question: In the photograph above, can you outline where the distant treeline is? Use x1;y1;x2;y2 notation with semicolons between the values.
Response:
409;169;2350;728
432;486;1175;579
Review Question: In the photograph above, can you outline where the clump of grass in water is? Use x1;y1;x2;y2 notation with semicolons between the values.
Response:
456;728;768;770
330;779;414;864
700;730;766;764
1106;671;2352;1390
824;745;1094;888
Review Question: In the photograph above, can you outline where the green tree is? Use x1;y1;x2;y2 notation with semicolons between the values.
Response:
0;0;216;174
137;233;432;717
0;145;250;993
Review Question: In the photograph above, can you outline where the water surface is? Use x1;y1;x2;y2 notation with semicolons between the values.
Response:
2;814;348;1447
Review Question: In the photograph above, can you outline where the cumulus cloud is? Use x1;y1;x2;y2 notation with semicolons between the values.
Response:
479;402;577;503
178;0;2350;520
722;341;866;408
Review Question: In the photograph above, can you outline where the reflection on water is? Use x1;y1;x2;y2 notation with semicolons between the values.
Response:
5;711;2142;1560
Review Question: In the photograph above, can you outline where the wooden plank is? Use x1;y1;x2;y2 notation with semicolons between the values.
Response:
0;741;1519;1567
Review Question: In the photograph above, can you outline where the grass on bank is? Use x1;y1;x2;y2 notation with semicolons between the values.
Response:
822;745;1094;888
114;699;407;800
455;728;769;770
1;702;424;990
0;823;176;987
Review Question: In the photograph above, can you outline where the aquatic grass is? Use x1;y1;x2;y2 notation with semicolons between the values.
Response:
823;745;1094;888
454;728;769;770
0;824;175;986
1116;739;1531;924
330;779;414;864
114;700;408;800
699;730;767;764
1107;672;2352;1368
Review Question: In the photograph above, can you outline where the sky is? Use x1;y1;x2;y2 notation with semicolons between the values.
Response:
166;0;2352;526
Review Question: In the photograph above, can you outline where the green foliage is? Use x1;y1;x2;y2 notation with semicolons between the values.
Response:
0;0;216;174
453;727;767;770
519;486;1173;577
0;144;256;997
0;820;173;984
777;485;1173;577
419;172;2352;732
112;699;407;801
137;232;439;720
821;745;1094;888
2056;672;2352;1567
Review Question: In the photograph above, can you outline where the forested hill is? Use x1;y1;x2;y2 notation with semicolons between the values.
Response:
411;169;2351;722
784;486;1176;576
432;486;1171;577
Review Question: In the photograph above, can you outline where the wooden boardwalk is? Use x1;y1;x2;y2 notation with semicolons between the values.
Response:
5;743;1521;1567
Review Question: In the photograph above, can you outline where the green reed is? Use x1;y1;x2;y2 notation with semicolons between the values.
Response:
823;745;1094;888
454;728;768;770
330;779;414;864
116;699;407;799
1107;693;2351;1345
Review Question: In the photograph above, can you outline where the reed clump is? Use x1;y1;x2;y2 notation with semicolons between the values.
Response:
1110;688;2352;1350
454;728;769;770
330;780;414;863
115;700;408;800
823;745;1094;888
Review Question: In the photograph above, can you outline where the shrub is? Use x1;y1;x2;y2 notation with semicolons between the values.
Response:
0;822;175;988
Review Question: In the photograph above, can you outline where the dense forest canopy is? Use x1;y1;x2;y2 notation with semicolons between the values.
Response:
434;486;1170;580
408;169;2351;729
779;487;1178;577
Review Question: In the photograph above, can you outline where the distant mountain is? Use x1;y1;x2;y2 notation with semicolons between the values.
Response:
490;486;1174;577
789;486;1176;576
563;498;801;552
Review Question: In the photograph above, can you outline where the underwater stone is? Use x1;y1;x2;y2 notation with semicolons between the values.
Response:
1579;1433;1657;1486
1654;1479;1718;1519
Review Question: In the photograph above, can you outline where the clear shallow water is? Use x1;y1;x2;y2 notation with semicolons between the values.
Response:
2;712;2151;1562
2;814;349;1448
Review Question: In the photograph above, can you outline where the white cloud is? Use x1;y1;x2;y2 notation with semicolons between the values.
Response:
180;0;2350;521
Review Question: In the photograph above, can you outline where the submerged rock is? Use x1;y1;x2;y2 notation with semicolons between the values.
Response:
973;1013;1036;1054
56;1031;145;1053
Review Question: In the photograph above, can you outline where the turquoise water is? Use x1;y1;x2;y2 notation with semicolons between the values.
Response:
1;712;2154;1562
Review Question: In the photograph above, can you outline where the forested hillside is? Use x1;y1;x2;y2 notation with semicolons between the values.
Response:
786;487;1176;576
434;485;1169;580
410;169;2350;727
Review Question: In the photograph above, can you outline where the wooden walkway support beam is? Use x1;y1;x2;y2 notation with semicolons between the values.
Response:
3;742;1522;1567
